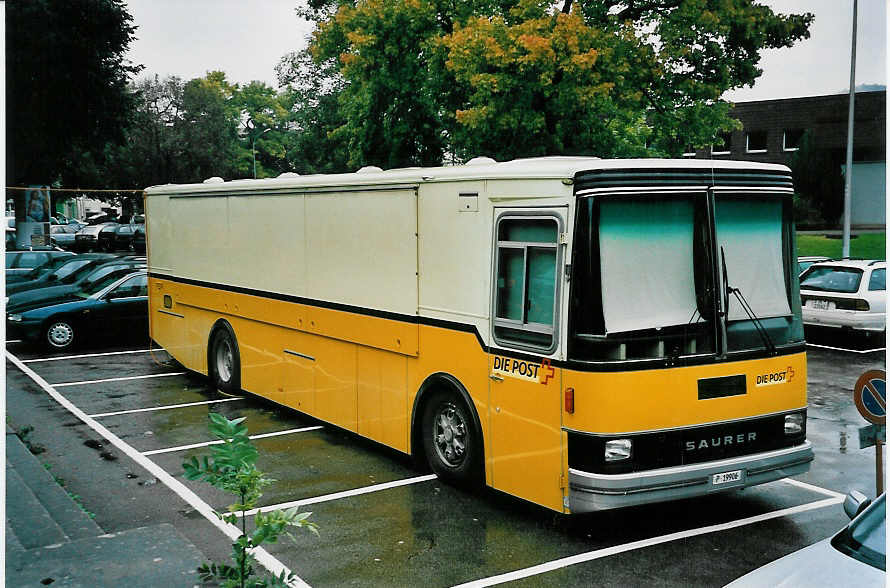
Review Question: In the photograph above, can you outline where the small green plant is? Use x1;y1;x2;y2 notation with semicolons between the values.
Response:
15;425;46;455
183;413;317;588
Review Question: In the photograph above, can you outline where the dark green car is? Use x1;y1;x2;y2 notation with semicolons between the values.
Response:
7;269;148;350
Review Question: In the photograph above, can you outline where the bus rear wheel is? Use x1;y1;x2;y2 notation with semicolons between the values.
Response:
421;391;481;487
209;324;241;395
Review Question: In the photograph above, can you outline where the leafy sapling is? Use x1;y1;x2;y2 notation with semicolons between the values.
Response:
184;412;317;587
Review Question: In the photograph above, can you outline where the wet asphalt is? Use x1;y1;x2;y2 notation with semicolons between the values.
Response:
4;326;885;587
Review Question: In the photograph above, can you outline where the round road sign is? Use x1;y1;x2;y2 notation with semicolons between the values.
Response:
854;369;886;425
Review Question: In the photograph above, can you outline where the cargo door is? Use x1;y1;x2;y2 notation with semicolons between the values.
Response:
488;208;566;512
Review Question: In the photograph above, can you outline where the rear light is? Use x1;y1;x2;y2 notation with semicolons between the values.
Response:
834;299;870;311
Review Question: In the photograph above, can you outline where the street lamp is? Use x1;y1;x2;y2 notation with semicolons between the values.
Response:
252;127;272;179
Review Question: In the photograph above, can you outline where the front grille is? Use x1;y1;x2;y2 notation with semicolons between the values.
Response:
568;411;806;475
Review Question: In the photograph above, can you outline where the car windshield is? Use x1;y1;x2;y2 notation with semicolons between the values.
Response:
800;266;863;293
832;494;886;571
79;269;136;297
51;259;93;280
77;265;132;291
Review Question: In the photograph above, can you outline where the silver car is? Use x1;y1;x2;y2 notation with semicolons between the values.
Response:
725;492;885;586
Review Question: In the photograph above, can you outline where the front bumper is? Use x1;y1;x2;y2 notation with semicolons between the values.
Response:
568;442;813;512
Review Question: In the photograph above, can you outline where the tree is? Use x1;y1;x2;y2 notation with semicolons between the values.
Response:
275;50;350;174
6;0;141;186
304;0;813;165
177;72;242;181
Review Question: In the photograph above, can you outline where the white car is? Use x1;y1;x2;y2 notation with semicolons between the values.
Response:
799;259;886;333
725;492;885;587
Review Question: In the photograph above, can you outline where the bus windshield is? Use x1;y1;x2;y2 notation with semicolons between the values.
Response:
569;192;803;363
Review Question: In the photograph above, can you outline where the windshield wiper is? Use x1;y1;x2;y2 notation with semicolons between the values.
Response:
721;247;776;355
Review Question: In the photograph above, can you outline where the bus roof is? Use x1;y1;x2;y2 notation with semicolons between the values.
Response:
144;157;792;196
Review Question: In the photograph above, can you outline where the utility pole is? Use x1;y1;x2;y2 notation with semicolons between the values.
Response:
842;0;857;258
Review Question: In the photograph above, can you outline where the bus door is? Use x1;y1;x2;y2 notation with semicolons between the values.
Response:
488;208;566;511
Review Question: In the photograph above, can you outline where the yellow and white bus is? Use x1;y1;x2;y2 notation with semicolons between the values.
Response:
146;157;813;513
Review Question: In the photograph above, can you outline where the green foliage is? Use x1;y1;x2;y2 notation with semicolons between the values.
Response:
6;0;140;186
304;0;813;166
183;413;317;588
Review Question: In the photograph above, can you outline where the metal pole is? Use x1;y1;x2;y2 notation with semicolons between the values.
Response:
877;439;884;496
842;0;857;258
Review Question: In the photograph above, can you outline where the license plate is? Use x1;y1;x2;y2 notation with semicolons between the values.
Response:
712;470;742;485
811;299;833;310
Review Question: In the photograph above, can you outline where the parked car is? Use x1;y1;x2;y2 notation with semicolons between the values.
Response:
5;250;75;279
49;224;80;249
726;491;885;586
6;254;116;295
6;259;146;312
73;222;119;252
799;259;886;334
111;223;145;251
798;255;831;275
7;269;148;350
132;225;146;253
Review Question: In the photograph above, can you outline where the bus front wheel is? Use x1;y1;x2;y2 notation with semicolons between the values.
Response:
421;391;481;487
209;324;241;395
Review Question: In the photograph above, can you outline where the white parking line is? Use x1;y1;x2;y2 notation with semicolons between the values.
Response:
142;426;325;456
53;372;186;387
781;477;846;499
90;397;243;418
452;496;844;588
6;340;22;344
806;342;885;354
6;350;310;588
236;474;439;517
23;348;161;363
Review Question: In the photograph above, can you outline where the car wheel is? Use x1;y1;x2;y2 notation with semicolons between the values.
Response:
44;319;76;350
421;390;482;487
209;324;241;395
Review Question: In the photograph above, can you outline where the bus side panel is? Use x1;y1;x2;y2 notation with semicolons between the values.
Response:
234;318;288;406
357;347;409;452
312;335;358;432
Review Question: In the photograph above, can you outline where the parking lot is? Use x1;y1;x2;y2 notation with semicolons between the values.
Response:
4;327;885;587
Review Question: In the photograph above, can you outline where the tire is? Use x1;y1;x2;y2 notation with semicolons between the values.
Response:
44;319;76;351
421;390;482;486
209;324;241;395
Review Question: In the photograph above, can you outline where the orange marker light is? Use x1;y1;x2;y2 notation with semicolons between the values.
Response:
565;387;575;414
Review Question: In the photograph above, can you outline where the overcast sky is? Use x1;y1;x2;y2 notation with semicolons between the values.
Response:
125;0;886;101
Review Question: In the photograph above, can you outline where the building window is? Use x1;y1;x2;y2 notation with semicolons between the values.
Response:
783;129;805;152
711;132;732;156
746;130;768;153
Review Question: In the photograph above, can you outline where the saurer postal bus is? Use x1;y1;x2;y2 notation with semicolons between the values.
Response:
145;157;814;514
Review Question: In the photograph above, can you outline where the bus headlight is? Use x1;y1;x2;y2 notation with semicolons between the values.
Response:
784;413;804;435
605;439;632;462
7;314;22;322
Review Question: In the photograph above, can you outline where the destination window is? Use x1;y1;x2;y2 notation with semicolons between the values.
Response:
493;217;559;350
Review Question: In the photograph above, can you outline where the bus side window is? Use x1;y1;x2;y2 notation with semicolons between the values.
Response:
493;217;559;351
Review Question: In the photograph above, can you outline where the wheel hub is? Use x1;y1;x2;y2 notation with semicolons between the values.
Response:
434;403;467;467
